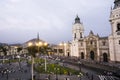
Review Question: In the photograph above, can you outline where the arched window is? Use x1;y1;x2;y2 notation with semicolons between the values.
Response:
74;33;76;39
102;41;106;46
117;23;120;31
80;33;82;38
90;41;93;45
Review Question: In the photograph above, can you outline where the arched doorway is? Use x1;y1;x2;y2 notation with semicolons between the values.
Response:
67;52;70;57
81;52;84;59
90;51;94;60
103;53;108;62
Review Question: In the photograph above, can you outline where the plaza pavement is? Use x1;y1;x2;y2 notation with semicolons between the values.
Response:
0;57;119;80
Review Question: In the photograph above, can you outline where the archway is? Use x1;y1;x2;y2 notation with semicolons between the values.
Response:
67;52;70;57
103;53;108;62
81;52;84;59
90;51;95;60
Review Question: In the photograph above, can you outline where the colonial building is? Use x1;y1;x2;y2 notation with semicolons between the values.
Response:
68;0;120;63
70;16;109;62
109;0;120;62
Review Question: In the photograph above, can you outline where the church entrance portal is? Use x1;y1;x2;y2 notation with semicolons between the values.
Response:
103;53;108;62
67;52;70;57
81;52;84;59
90;51;95;60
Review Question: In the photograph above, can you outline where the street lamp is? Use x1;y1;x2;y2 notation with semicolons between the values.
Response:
43;42;48;72
77;61;83;80
28;42;34;80
78;61;81;72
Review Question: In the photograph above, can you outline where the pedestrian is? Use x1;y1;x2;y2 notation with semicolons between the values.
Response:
86;72;88;76
91;74;93;80
86;72;89;79
48;74;50;80
104;71;106;75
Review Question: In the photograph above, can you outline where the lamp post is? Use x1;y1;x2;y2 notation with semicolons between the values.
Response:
43;42;47;72
78;61;83;80
28;42;34;80
78;61;81;72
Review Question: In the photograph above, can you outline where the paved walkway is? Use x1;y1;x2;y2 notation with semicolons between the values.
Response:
35;74;91;80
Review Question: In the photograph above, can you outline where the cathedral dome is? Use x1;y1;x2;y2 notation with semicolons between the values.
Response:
114;0;120;9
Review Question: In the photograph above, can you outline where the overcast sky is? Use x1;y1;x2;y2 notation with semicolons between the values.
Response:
0;0;114;44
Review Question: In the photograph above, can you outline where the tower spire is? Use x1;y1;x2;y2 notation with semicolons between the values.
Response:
114;0;120;9
75;15;80;24
37;32;39;41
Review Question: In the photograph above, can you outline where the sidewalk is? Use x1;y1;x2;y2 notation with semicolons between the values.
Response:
35;74;92;80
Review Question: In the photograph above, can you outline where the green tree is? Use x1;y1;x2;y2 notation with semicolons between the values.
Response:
27;46;38;57
17;47;22;53
0;45;8;56
0;45;9;63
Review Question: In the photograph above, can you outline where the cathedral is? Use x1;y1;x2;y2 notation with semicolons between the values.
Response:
65;0;120;63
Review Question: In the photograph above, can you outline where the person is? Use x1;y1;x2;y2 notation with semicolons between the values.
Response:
48;74;50;80
104;71;106;75
86;72;88;76
91;74;93;80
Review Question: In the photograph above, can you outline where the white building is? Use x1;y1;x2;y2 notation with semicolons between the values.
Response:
109;0;120;63
69;0;120;63
70;16;109;62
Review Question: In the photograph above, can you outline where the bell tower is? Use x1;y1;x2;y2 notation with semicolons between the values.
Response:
71;15;85;57
72;15;84;41
109;0;120;62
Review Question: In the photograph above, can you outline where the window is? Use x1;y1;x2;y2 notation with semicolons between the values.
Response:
74;33;76;39
81;42;83;46
117;23;120;31
59;49;63;53
90;41;93;45
80;33;82;38
103;41;106;46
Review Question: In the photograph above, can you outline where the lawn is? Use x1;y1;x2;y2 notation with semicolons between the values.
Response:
34;58;81;75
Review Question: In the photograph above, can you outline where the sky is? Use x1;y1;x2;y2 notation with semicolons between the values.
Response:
0;0;114;44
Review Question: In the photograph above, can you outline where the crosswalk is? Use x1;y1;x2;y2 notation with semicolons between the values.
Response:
98;75;119;80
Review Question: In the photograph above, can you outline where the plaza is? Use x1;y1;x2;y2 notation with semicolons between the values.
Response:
0;54;119;80
0;0;120;80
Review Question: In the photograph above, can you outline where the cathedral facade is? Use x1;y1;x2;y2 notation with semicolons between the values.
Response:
70;16;109;62
67;0;120;63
